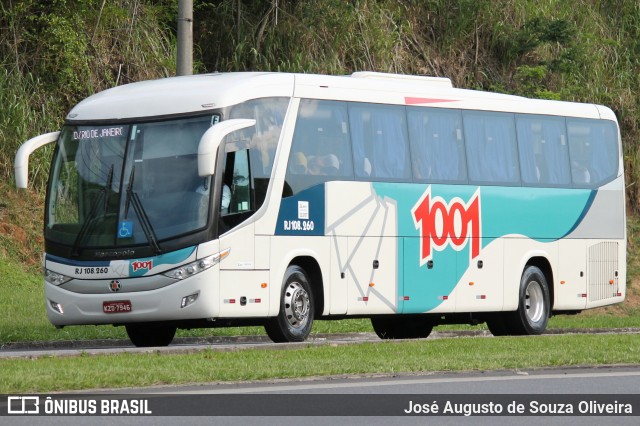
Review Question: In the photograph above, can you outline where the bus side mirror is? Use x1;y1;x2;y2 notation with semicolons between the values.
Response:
198;119;256;177
14;131;60;189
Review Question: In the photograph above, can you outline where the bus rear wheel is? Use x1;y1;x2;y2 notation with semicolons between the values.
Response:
507;265;550;335
265;266;315;343
371;316;434;339
125;323;176;347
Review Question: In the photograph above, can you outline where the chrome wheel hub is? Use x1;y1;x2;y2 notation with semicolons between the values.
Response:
283;281;310;329
525;280;545;324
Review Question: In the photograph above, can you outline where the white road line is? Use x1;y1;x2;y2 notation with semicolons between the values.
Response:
158;370;640;394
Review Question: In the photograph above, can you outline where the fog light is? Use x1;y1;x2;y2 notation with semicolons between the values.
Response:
181;292;199;309
49;300;64;314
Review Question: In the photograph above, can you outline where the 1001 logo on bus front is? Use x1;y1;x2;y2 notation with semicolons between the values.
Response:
131;260;153;272
411;188;481;265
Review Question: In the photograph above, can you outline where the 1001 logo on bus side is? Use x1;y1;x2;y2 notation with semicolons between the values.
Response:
411;188;482;265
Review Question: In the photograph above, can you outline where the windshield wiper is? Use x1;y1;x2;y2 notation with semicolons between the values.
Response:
103;165;114;214
71;164;114;257
124;166;162;254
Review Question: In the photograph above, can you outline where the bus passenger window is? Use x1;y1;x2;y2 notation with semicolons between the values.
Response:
516;115;570;186
289;152;308;174
307;154;340;175
567;119;618;187
407;107;466;183
349;103;411;181
285;99;354;195
463;111;519;185
230;97;289;211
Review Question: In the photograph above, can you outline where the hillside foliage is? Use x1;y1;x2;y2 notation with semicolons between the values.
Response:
1;0;639;208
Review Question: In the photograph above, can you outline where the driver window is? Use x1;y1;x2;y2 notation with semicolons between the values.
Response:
221;148;251;216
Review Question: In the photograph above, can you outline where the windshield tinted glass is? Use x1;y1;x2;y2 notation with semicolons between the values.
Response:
46;115;217;250
47;125;127;247
118;116;214;246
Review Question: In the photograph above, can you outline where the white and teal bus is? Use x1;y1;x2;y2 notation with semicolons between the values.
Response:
15;72;625;346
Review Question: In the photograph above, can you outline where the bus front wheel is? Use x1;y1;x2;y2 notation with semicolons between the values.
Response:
265;266;315;343
125;323;176;347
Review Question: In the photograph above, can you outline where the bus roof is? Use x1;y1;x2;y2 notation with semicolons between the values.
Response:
66;73;294;122
66;72;615;122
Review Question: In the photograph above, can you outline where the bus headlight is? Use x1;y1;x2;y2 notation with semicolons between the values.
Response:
45;269;72;286
163;248;230;280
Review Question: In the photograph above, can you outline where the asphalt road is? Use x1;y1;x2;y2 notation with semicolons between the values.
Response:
4;366;640;426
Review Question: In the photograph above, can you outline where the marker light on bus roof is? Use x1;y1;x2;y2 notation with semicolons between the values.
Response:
163;248;230;280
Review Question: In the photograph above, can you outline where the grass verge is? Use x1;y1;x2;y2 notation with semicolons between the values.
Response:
0;333;638;394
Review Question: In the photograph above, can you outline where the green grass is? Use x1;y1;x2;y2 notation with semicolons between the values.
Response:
547;314;640;329
1;333;638;393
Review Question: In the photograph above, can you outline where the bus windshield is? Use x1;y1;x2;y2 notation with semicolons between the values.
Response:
46;115;219;253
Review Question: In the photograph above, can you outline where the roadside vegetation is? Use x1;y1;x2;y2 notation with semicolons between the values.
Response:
2;1;640;197
1;1;640;392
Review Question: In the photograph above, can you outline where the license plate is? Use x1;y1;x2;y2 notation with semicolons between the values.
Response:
103;300;132;314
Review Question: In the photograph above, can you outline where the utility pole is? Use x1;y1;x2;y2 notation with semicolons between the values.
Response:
177;0;193;76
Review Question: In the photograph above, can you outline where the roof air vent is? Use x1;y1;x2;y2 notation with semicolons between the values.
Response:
351;71;453;88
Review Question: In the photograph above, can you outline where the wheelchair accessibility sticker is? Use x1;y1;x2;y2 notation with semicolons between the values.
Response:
118;221;133;239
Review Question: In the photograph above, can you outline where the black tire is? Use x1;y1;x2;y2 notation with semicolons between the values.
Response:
485;313;512;337
371;316;434;340
507;265;550;335
125;323;176;347
265;266;315;343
